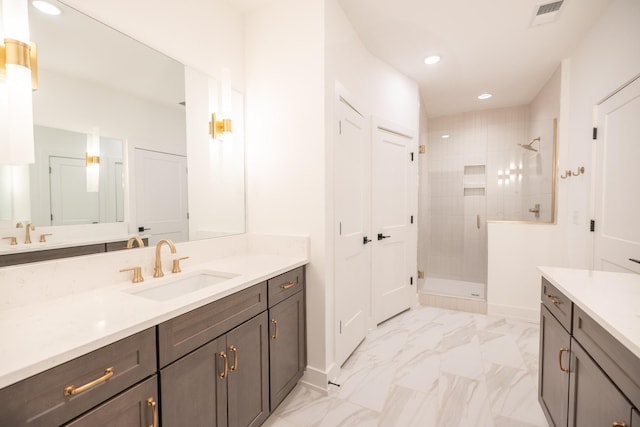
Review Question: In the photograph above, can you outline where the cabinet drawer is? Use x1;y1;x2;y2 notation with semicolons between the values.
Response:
541;278;572;332
572;305;640;409
268;267;304;307
65;376;158;427
0;328;156;427
158;282;267;367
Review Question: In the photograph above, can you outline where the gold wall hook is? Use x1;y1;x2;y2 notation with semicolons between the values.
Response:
560;166;585;179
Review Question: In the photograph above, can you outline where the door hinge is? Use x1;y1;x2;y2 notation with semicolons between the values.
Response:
339;120;342;135
49;166;52;174
339;221;342;236
187;212;190;220
590;219;595;232
50;213;53;221
417;270;424;279
410;276;414;285
592;127;598;140
410;215;414;224
410;152;415;161
339;320;342;334
419;145;426;154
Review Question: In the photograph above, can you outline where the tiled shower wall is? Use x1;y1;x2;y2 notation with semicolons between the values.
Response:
426;105;549;284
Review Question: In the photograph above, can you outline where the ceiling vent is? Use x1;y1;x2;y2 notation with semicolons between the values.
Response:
531;0;565;26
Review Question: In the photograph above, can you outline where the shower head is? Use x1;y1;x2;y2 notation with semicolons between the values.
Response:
518;137;540;152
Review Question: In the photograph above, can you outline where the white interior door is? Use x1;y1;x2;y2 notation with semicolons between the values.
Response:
334;90;370;366
372;120;415;324
134;148;189;245
49;156;99;225
594;75;640;274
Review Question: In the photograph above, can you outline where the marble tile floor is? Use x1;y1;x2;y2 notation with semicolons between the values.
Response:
264;305;548;427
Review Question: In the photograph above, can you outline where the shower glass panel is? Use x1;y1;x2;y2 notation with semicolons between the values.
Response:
422;106;557;300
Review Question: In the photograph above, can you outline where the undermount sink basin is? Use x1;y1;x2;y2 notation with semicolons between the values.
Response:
126;271;238;301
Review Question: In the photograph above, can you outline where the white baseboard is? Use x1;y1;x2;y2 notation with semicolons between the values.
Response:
487;302;540;323
300;362;339;395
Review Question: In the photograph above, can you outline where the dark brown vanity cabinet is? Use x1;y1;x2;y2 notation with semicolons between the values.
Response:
539;304;571;427
267;267;306;411
0;328;157;427
160;312;270;427
539;277;640;427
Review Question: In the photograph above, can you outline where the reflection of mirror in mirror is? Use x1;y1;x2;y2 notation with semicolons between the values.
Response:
0;0;246;248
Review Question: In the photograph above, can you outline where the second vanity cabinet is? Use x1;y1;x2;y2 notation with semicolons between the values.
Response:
538;277;639;427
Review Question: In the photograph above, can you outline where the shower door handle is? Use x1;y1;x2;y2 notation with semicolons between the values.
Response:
377;233;390;240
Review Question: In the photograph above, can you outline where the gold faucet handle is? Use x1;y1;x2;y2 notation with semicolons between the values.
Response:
39;233;52;243
16;223;23;228
120;266;144;283
2;237;18;245
172;256;189;274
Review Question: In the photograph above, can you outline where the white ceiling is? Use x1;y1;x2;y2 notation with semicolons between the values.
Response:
337;0;613;118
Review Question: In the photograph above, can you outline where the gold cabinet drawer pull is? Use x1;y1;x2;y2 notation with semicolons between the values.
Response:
547;294;561;305
280;281;295;289
229;345;238;371
64;367;114;396
218;352;228;379
271;319;279;340
558;347;570;373
147;397;158;427
612;422;628;427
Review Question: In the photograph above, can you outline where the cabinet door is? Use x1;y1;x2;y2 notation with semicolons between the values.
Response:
160;337;228;427
539;305;571;427
269;291;305;411
65;376;158;427
633;408;639;426
226;312;269;427
568;339;632;427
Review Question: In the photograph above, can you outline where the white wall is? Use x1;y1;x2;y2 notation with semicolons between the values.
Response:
487;0;640;321
562;0;640;269
244;0;328;387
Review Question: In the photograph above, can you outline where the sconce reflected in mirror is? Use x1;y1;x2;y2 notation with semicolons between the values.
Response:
85;128;100;192
0;0;39;165
208;68;233;141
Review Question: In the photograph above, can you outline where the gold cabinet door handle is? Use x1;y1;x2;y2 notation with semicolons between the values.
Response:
147;397;158;427
229;345;238;371
612;423;628;427
271;319;279;340
64;367;114;396
218;352;228;379
558;347;570;373
280;281;295;289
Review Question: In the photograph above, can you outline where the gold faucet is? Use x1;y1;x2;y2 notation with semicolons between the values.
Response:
16;222;35;244
153;239;176;278
126;236;145;249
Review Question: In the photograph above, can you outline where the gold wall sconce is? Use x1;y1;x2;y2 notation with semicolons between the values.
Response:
85;128;100;192
0;0;39;165
560;166;585;179
209;112;233;139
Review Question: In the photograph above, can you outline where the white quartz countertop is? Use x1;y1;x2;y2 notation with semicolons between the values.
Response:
538;266;640;359
0;252;308;389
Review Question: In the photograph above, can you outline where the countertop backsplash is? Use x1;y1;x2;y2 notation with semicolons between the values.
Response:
0;233;309;310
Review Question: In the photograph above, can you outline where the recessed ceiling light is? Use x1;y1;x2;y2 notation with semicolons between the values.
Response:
424;55;441;65
477;93;493;100
441;134;450;139
32;0;62;15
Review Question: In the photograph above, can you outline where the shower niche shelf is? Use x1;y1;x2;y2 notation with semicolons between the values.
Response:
463;164;486;196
